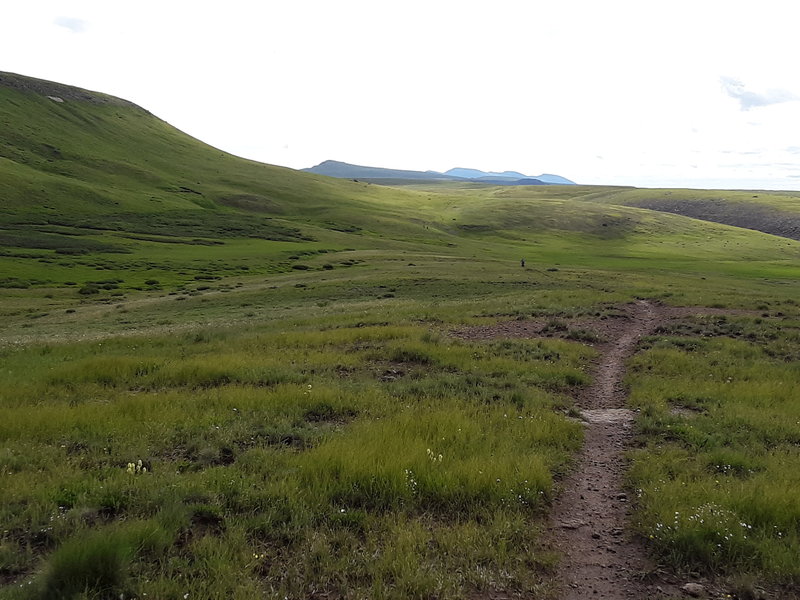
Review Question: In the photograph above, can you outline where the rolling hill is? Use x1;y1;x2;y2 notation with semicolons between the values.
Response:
0;72;408;224
2;69;800;297
0;71;480;288
589;187;800;241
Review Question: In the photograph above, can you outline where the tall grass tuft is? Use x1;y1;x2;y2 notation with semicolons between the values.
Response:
40;529;134;599
299;405;578;516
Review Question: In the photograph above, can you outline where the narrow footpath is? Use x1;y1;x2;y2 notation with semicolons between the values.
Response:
548;300;662;599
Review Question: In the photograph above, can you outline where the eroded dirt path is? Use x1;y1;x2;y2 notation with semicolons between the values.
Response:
548;300;661;599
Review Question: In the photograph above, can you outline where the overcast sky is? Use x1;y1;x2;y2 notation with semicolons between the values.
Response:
4;1;800;189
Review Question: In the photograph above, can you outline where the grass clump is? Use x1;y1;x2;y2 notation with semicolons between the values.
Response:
39;530;133;599
31;519;175;600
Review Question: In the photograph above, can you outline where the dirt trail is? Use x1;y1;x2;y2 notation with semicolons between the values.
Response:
548;300;666;599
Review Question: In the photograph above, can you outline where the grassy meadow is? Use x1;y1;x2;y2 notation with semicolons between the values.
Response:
2;73;800;598
627;313;800;579
0;323;591;599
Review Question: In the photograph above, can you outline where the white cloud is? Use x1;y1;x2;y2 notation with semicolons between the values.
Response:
53;16;87;33
720;76;798;111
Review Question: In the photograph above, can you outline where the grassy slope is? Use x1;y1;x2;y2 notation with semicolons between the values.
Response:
1;74;800;598
0;74;461;290
494;183;800;241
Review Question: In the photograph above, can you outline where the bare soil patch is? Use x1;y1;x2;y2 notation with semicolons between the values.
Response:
451;304;757;347
452;314;625;345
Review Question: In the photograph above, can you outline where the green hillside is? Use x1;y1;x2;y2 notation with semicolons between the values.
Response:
2;73;800;599
475;182;800;241
0;73;444;239
3;70;800;301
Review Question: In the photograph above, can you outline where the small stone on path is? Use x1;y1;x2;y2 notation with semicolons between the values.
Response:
680;582;706;597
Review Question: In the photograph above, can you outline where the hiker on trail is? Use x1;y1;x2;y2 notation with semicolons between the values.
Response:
520;259;525;268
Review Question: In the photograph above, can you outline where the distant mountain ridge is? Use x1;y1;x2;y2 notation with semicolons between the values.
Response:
445;168;528;180
303;160;576;185
301;160;455;181
445;168;575;185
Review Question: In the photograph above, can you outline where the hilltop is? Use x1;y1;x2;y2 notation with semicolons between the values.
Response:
0;71;141;108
